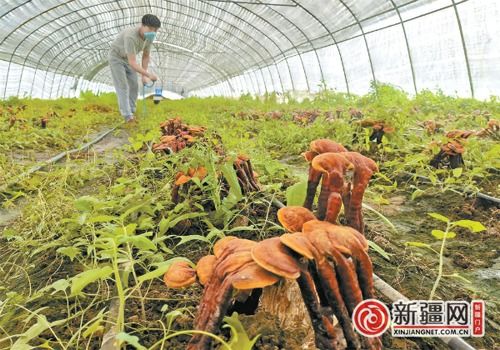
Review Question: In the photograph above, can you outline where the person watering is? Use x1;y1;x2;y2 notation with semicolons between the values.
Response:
108;14;160;123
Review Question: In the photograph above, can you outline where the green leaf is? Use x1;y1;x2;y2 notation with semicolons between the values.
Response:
428;212;450;223
87;215;116;223
411;189;425;201
165;309;185;332
48;279;70;294
57;246;80;261
367;240;392;261
285;180;307;206
83;316;104;338
116;332;146;350
175;234;211;247
78;212;88;225
221;161;243;203
431;230;456;239
113;223;137;237
223;312;260;350
137;257;192;283
71;266;113;296
158;217;169;235
74;196;99;212
138;216;154;230
452;220;486;233
120;202;147;221
132;141;144;152
120;235;157;251
161;212;207;234
11;315;60;350
452;167;463;178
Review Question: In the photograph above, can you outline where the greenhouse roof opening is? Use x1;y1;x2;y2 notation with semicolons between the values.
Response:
1;0;499;99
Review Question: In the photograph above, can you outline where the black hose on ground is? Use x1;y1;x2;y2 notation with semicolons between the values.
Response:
0;125;119;194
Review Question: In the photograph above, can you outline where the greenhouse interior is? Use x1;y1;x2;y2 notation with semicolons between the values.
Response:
0;1;498;349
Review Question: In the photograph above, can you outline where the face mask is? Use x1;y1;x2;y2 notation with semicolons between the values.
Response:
144;32;156;41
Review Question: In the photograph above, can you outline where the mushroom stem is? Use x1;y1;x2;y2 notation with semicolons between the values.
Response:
314;257;361;350
369;129;384;144
188;277;234;350
325;192;343;224
317;172;344;221
243;158;260;191
234;165;251;193
352;249;375;300
296;267;338;350
328;249;363;314
345;179;368;234
304;167;322;209
329;253;381;350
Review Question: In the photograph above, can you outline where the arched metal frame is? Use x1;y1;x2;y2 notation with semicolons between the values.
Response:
20;6;280;97
6;1;292;98
0;0;485;99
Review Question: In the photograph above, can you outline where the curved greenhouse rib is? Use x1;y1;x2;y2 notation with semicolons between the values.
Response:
336;0;376;85
17;7;279;97
387;0;417;94
451;0;475;98
3;1;292;97
7;4;286;98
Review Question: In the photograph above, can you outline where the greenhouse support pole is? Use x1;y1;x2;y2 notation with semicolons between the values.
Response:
451;0;475;98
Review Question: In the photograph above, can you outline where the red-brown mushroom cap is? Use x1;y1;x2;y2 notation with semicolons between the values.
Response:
196;255;216;286
302;220;368;254
442;140;465;155
213;237;256;259
357;119;377;127
251;237;301;279
310;139;347;154
446;130;475;139
311;152;354;175
338;152;379;174
217;251;255;278
302;150;316;162
160;135;177;143
164;261;196;288
174;173;192;185
280;232;315;260
277;206;317;232
230;262;280;289
213;236;237;257
152;142;172;151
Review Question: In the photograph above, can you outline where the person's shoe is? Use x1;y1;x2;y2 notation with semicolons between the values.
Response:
125;115;137;123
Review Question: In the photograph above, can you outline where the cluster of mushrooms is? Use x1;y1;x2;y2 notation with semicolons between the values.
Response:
152;117;206;154
171;154;260;204
231;110;284;121
429;120;498;169
164;139;381;350
355;119;395;145
2;104;27;129
152;118;261;203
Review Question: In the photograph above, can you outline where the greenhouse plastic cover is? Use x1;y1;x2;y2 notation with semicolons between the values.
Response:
0;0;499;100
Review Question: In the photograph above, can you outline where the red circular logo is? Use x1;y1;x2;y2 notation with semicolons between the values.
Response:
352;299;390;337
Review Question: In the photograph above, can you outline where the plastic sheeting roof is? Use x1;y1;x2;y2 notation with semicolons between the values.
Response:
0;0;499;99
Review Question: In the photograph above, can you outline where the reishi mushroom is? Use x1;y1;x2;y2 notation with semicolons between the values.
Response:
163;261;197;288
